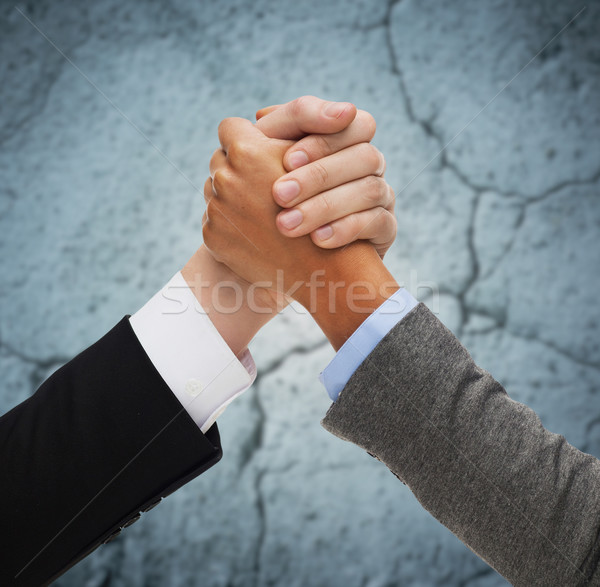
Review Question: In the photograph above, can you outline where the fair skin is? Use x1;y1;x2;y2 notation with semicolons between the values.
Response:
202;116;399;351
182;96;397;354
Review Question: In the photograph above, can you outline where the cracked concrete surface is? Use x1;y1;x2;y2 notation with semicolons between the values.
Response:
1;0;599;585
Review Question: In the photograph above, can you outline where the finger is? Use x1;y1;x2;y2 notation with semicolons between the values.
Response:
385;185;395;213
276;176;393;237
255;95;357;140
256;104;281;120
283;110;377;170
310;207;397;258
272;142;385;208
218;117;265;154
203;177;214;205
209;148;227;178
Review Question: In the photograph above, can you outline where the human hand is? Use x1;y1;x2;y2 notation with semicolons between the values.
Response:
183;98;362;355
203;118;398;350
204;120;309;292
184;97;398;353
255;96;396;258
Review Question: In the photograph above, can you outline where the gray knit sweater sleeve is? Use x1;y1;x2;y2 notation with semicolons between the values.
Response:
321;303;600;586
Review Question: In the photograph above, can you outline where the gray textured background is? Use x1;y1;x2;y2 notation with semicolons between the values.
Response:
1;0;599;585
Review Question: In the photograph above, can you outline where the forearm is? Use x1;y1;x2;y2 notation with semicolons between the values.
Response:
293;242;399;350
182;246;274;356
0;319;221;586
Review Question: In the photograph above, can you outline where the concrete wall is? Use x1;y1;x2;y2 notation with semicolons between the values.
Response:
1;0;599;585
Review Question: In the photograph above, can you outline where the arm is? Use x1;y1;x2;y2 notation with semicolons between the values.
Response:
185;96;396;355
322;304;600;586
0;96;396;585
204;120;600;586
0;318;224;586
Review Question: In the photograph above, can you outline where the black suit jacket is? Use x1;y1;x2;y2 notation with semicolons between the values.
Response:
0;318;222;586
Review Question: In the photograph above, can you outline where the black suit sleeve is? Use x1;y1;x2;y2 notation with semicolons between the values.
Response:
0;317;223;586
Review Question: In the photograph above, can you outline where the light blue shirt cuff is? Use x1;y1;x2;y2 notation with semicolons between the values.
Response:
319;288;418;401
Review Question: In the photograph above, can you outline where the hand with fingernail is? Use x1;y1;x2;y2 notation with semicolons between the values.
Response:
183;96;397;355
202;103;398;349
256;97;396;259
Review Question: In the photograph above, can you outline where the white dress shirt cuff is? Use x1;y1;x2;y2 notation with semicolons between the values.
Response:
129;272;256;434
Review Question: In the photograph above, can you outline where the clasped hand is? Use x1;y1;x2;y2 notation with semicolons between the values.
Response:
209;98;394;289
184;96;399;352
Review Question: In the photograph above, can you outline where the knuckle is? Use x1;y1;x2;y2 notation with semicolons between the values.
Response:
387;185;396;208
212;169;234;194
311;134;333;156
217;118;229;134
378;207;397;235
204;202;227;251
361;143;384;173
378;151;387;176
205;199;217;222
203;177;213;203
212;170;226;193
227;140;252;162
290;95;313;118
363;176;388;205
209;149;224;175
319;192;334;214
356;110;377;140
217;117;233;139
308;161;329;186
348;213;364;238
327;216;358;247
388;211;398;234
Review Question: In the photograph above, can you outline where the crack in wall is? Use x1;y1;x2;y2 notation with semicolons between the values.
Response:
384;0;600;202
252;467;267;587
383;0;490;341
383;0;600;202
237;339;329;586
0;338;69;397
0;337;69;370
1;2;597;584
449;158;600;203
478;202;526;282
238;338;329;472
504;328;600;372
455;192;482;337
462;312;600;373
0;65;63;149
383;0;600;379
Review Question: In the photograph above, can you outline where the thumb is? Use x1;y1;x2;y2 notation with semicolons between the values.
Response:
218;117;266;152
256;104;282;120
255;95;356;140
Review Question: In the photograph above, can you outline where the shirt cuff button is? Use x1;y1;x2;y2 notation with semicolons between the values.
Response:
185;378;204;397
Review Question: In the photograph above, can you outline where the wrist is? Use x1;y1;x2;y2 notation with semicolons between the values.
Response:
182;246;277;356
291;242;399;350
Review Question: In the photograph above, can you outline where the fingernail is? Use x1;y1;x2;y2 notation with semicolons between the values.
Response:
314;225;333;241
274;180;300;203
288;150;309;169
279;209;303;230
324;101;350;119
